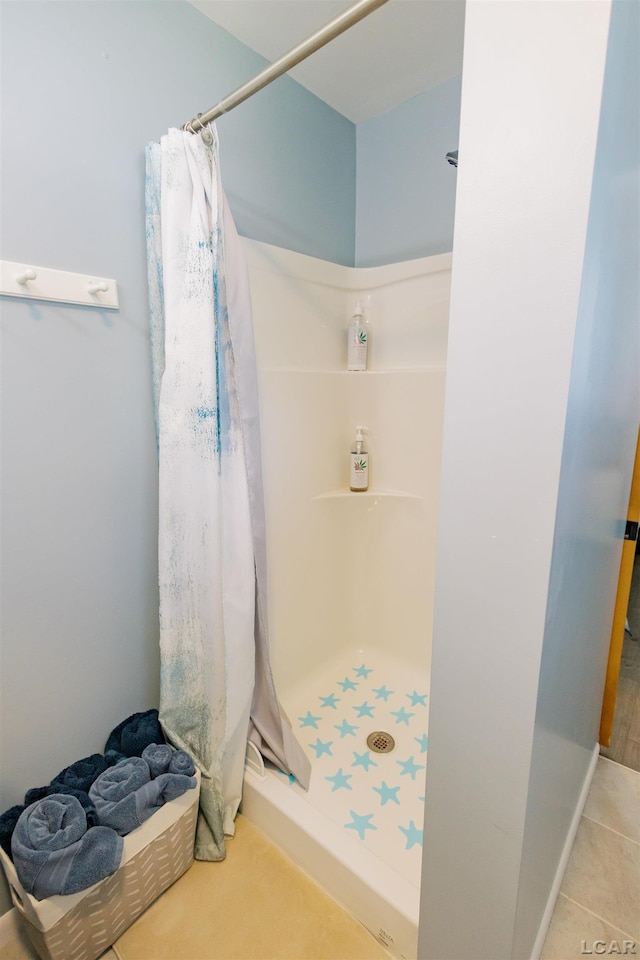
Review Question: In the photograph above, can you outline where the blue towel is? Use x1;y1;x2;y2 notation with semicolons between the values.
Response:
104;710;165;759
168;750;196;778
11;795;122;900
141;745;196;779
0;805;25;859
24;785;99;828
141;744;173;778
53;754;112;793
89;758;196;836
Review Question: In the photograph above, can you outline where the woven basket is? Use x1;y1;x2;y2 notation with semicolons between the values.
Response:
0;771;200;960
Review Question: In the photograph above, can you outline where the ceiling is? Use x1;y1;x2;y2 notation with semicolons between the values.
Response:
189;0;465;124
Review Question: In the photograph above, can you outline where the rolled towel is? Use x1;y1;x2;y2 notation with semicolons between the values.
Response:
168;750;195;778
24;785;99;828
11;795;122;900
53;754;112;793
23;785;51;806
0;805;25;859
104;710;165;759
89;758;196;836
153;772;197;804
141;744;172;778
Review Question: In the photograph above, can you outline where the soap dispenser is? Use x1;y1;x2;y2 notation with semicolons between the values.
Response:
349;426;369;492
347;301;368;371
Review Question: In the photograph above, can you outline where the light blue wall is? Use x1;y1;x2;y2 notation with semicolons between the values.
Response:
355;76;462;267
0;0;354;914
513;0;640;952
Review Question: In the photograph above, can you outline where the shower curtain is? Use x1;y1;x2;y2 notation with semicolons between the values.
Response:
145;126;310;861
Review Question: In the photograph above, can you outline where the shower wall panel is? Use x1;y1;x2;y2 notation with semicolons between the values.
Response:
243;240;450;692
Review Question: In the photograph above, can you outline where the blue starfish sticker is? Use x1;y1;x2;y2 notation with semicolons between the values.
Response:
309;738;334;758
396;756;426;780
352;751;378;772
325;768;353;792
399;820;423;849
353;701;375;718
372;684;394;701
276;769;297;784
344;810;377;840
391;706;415;726
334;718;359;738
407;691;428;707
319;693;341;710
414;733;428;753
298;711;321;729
353;664;373;678
337;677;359;692
372;781;401;806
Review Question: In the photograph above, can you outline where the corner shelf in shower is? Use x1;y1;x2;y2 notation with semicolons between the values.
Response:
260;367;444;375
313;489;422;501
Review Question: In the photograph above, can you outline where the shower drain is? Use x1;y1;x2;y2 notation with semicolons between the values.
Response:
366;731;396;754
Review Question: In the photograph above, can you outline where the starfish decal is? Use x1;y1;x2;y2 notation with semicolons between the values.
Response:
406;691;428;707
334;718;359;738
351;751;378;772
353;701;375;718
414;733;428;753
276;769;296;784
344;810;377;840
396;755;426;780
372;684;394;701
298;711;321;729
353;664;373;678
391;706;415;726
325;768;353;792
372;781;401;806
399;820;423;850
309;738;333;758
319;693;341;710
337;677;359;692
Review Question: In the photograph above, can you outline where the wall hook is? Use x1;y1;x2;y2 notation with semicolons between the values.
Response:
16;268;37;285
1;261;119;308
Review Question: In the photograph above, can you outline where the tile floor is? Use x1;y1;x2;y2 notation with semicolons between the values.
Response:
541;756;640;959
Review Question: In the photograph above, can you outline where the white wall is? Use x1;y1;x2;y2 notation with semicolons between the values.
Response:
419;1;638;958
244;240;449;691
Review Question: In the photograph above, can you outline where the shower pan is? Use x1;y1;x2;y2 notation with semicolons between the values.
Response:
240;238;451;960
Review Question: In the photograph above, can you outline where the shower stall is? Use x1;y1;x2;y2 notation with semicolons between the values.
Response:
240;238;450;959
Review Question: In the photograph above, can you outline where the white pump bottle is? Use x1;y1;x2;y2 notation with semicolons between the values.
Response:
347;301;368;371
349;426;369;492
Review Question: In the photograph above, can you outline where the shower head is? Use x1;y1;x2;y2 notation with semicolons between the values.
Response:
446;150;458;168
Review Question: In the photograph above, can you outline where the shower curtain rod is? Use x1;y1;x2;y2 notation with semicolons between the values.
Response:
183;0;391;135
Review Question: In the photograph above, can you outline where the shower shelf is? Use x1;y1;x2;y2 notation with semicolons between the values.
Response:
260;367;443;375
313;489;421;501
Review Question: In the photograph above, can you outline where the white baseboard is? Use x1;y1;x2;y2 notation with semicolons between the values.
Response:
529;742;600;960
0;905;19;948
